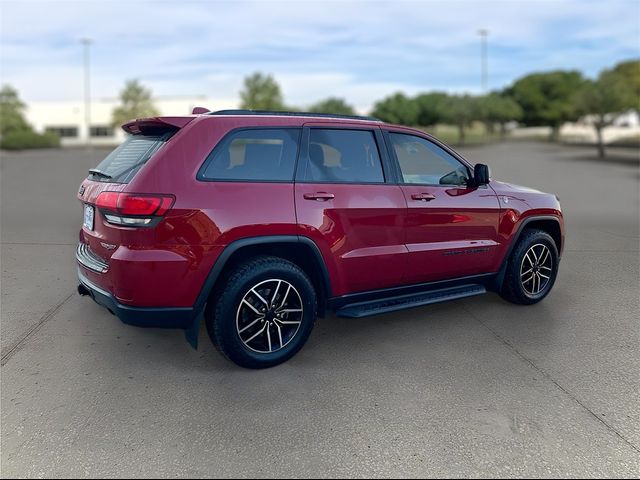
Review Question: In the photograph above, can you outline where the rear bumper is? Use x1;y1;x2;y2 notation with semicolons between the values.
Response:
75;239;220;307
77;269;199;329
76;242;109;273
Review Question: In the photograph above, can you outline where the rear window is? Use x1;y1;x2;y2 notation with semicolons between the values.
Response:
199;128;300;182
89;133;170;183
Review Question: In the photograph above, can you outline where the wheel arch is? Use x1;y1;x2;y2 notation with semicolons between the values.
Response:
522;218;563;255
195;235;331;316
494;215;563;291
185;235;331;349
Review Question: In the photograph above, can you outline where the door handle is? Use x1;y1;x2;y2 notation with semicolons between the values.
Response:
411;193;436;201
303;192;335;201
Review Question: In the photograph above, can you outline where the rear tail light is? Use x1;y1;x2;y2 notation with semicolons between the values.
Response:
95;192;175;226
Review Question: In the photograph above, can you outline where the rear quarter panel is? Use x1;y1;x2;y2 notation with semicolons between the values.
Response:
113;117;300;306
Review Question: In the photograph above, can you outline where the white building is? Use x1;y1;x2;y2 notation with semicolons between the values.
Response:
25;96;237;147
611;109;640;128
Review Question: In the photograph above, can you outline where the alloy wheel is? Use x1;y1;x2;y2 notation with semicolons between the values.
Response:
236;279;304;354
520;243;553;296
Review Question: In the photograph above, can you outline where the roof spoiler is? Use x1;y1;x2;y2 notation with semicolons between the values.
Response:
192;106;210;114
121;116;195;135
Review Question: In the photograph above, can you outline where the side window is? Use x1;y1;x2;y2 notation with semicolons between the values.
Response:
389;133;470;186
201;128;300;181
305;129;385;183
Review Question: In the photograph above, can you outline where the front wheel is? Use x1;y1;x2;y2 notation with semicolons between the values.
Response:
206;256;317;369
500;229;559;305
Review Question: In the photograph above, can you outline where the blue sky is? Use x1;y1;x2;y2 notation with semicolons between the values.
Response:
1;0;638;112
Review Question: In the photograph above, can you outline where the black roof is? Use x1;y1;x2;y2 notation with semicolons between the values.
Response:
209;109;381;122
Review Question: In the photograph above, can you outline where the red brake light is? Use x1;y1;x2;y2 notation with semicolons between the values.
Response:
95;191;119;211
119;195;163;216
95;192;175;216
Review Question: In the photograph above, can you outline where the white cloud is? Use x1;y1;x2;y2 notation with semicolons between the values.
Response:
1;0;638;112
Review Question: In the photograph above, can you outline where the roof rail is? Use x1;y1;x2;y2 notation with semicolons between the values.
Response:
208;109;381;122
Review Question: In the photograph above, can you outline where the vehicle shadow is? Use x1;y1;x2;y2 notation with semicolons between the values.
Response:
83;284;562;382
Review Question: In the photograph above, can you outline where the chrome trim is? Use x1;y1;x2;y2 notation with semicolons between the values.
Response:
77;267;111;296
76;243;109;273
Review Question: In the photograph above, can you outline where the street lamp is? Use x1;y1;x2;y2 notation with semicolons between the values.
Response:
477;29;489;93
80;38;93;148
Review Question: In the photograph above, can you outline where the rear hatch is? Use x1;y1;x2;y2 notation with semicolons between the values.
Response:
77;117;191;268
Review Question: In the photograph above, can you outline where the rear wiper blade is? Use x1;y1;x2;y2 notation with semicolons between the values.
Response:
88;169;112;180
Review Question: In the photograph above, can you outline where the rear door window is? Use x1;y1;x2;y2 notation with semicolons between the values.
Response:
200;128;301;181
304;129;385;183
90;133;170;183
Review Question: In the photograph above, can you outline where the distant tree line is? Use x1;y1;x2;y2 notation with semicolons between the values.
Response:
237;72;358;116
2;59;637;157
0;80;160;150
369;91;524;145
238;59;639;158
369;59;638;157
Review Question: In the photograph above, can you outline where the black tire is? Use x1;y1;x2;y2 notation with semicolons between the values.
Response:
205;256;317;369
500;228;559;305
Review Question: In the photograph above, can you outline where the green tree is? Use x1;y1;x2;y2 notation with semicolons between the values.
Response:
477;93;523;137
308;97;356;115
574;69;636;158
0;84;60;149
0;84;30;137
239;72;285;110
370;92;419;125
414;92;448;127
609;59;640;111
440;95;479;145
508;70;585;140
111;79;160;127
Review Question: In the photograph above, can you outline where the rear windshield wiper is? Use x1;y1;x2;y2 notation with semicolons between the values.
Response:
88;169;112;180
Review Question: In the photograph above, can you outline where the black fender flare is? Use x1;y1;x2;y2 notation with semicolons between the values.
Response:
184;235;331;347
493;215;563;291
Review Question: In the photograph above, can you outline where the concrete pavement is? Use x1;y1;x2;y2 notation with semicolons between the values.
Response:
1;142;638;478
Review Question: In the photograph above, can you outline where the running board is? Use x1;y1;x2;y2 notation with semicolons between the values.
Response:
335;284;486;318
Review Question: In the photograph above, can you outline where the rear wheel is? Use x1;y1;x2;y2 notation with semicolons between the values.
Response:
500;229;559;305
206;256;317;369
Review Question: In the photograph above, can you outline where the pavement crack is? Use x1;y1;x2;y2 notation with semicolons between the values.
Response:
459;302;640;455
1;291;75;366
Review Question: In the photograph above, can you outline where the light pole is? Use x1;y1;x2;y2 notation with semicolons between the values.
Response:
80;38;93;148
478;29;488;93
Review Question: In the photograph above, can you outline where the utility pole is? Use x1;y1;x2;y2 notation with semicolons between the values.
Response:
478;29;489;93
81;38;93;148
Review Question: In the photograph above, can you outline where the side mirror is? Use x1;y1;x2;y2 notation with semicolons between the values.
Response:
473;164;491;186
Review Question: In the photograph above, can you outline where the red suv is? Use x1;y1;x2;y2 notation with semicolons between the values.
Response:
77;110;564;368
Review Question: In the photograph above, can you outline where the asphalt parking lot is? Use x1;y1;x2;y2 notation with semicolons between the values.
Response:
1;141;638;478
